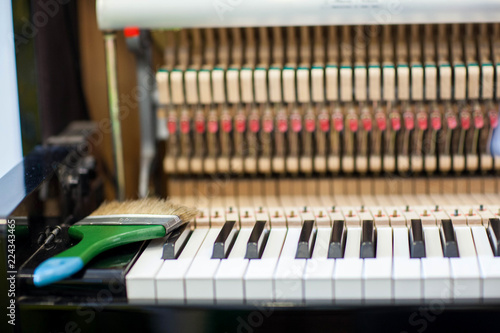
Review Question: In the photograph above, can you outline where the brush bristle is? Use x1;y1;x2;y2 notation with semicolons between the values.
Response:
90;198;199;222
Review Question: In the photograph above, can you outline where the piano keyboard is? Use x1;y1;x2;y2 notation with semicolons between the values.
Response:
126;198;500;305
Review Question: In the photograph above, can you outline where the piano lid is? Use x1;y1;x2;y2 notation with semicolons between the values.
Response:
97;0;500;30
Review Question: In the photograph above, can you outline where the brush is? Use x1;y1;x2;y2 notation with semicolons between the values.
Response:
33;198;198;287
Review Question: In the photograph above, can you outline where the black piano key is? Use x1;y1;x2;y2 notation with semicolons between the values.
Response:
360;220;375;259
162;223;191;259
328;220;346;258
296;220;316;259
245;221;269;259
410;219;426;258
487;218;500;257
212;220;238;259
440;219;459;258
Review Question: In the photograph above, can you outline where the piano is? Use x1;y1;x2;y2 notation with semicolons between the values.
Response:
2;0;500;332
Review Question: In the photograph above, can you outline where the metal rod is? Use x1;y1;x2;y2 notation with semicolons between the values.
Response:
104;32;126;201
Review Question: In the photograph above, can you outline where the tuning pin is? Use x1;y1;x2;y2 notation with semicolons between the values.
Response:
229;206;233;213
479;204;484;211
378;210;382;217
303;206;307;212
454;209;459;217
331;206;336;212
290;210;295;217
393;210;397;217
435;205;439;212
469;208;473;216
361;205;365;212
215;211;219;218
405;205;410;212
259;206;263;213
245;210;249;218
423;209;428;217
349;210;353;217
319;211;324;218
274;211;279;218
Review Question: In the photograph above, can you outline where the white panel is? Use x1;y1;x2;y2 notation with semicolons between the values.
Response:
340;67;353;102
185;70;199;104
0;0;22;178
212;69;226;103
467;64;480;99
226;69;240;103
397;65;410;101
254;68;268;102
198;70;212;104
311;67;325;102
326;66;338;101
297;68;310;102
424;65;437;101
283;68;296;103
269;68;282;102
156;70;170;104
439;65;452;100
368;66;381;101
240;69;254;103
170;70;185;104
382;66;395;101
454;65;466;100
354;66;367;101
411;65;423;101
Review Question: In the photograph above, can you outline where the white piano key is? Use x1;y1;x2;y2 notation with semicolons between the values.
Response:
383;65;395;101
368;65;381;101
363;227;392;301
303;228;335;303
184;70;198;104
212;68;225;103
393;227;421;300
311;67;325;102
325;65;338;101
334;227;363;301
215;228;252;303
126;237;166;303
170;70;185;104
198;69;212;104
156;69;170;105
424;65;437;101
254;68;267;103
156;228;209;304
467;64;480;100
471;226;500;299
411;65;423;101
245;228;286;302
269;67;282;102
273;228;305;302
354;66;367;101
340;66;353;102
297;67;310;103
422;226;452;300
397;64;410;100
184;227;222;304
450;226;481;300
454;65;466;100
226;69;240;103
